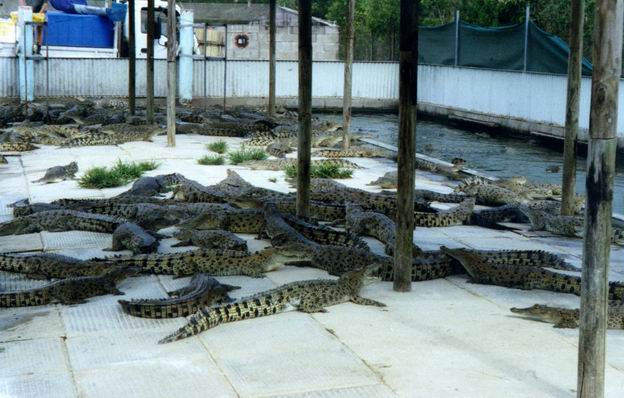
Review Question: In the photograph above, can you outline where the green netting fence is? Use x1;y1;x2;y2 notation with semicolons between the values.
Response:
419;20;593;76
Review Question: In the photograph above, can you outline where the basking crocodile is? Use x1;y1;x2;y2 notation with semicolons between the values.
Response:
0;266;140;307
519;207;624;245
282;212;368;249
172;229;248;252
510;303;624;329
115;173;186;198
178;207;265;234
266;140;292;158
240;158;361;171
455;179;527;206
0;252;116;279
368;171;399;189
345;203;421;255
106;222;159;254
32;161;79;184
159;264;385;343
313;147;390;158
0;210;127;236
176;122;253;137
119;274;240;318
60;124;161;147
263;203;320;248
441;247;624;300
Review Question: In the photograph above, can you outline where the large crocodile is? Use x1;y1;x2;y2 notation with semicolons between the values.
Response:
510;303;624;329
0;266;139;307
172;229;248;251
118;274;240;318
159;264;385;343
0;252;116;279
106;222;159;254
0;210;127;236
441;247;624;300
240;158;361;171
59;124;162;147
263;203;320;248
281;211;368;249
313;147;390;158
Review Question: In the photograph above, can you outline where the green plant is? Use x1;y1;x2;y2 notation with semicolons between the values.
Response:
284;163;353;179
198;155;225;165
228;148;268;165
79;160;158;189
207;140;228;154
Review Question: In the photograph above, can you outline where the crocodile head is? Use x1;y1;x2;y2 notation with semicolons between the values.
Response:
339;263;382;292
0;218;33;236
510;304;565;325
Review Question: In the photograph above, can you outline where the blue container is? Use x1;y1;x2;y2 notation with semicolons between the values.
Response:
43;11;114;48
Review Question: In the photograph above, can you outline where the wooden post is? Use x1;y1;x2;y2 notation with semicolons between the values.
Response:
523;5;530;72
268;0;276;117
341;0;355;149
128;0;136;115
561;0;584;216
166;0;177;147
577;1;623;397
146;0;155;124
393;0;418;292
296;0;312;218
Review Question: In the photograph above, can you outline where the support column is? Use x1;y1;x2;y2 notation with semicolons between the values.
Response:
393;0;418;292
454;10;460;66
577;1;623;397
268;0;276;117
166;0;177;147
296;0;312;218
146;0;155;124
523;5;530;72
342;0;355;150
128;0;136;115
178;10;193;103
17;7;34;103
561;0;584;216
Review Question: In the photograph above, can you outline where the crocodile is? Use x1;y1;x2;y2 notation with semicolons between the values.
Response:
175;122;252;137
266;140;293;158
0;252;116;279
0;210;127;236
0;265;140;307
60;124;161;147
367;171;399;189
345;203;421;255
263;203;320;248
455;180;528;206
159;264;385;343
0;140;36;152
106;222;159;254
114;173;186;198
240;158;362;171
172;229;248;252
414;157;466;180
7;124;84;145
0;154;6;164
32;161;79;184
178;207;265;234
118;274;240;318
281;212;368;249
519;207;624;245
510;303;624;329
313;147;390;158
441;247;624;300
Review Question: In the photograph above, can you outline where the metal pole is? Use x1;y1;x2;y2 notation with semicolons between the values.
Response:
268;0;276;117
577;1;623;397
393;0;418;292
454;10;460;67
128;0;136;115
341;0;355;150
296;0;312;218
223;24;228;113
523;5;530;72
166;0;177;146
561;0;584;216
203;23;208;111
146;0;155;124
45;23;49;118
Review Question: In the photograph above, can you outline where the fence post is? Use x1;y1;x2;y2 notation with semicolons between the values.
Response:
342;0;355;149
178;10;194;103
128;0;136;115
561;0;584;216
577;1;623;397
268;0;276;117
146;0;155;124
17;7;34;103
223;24;228;112
394;0;418;292
523;5;530;72
296;0;312;218
166;0;177;147
454;10;460;67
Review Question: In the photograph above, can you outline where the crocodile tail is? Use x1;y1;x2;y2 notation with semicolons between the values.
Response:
158;306;227;344
0;290;47;307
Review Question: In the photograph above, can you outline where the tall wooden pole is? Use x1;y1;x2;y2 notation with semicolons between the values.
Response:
561;0;584;216
128;0;136;115
341;0;355;149
146;0;155;124
268;0;276;117
166;0;177;147
393;0;418;292
296;0;312;218
577;1;623;397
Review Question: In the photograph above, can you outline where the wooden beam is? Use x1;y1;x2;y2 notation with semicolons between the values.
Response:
296;0;312;218
268;0;276;117
577;1;623;397
393;0;418;292
342;0;355;150
561;0;584;216
166;0;177;147
128;0;136;115
146;0;155;124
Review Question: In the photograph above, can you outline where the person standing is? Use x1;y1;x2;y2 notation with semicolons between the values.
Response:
19;0;48;53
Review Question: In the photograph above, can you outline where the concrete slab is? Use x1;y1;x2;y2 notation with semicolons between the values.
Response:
0;233;44;253
0;372;77;398
0;308;65;342
41;231;112;251
0;338;69;378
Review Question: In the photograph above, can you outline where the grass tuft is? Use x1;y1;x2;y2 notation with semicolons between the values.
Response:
198;155;225;166
207;141;228;154
284;163;353;179
79;160;159;189
228;148;268;165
